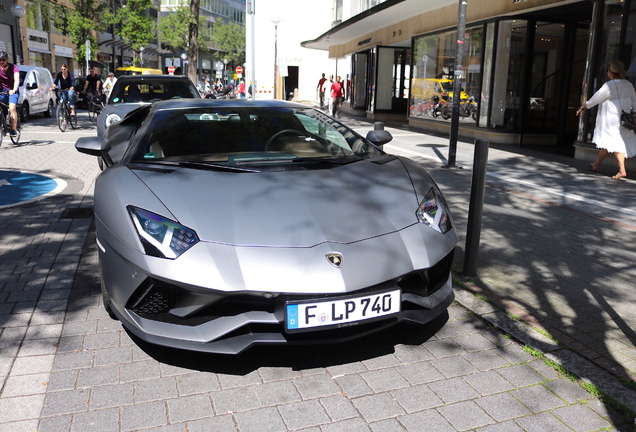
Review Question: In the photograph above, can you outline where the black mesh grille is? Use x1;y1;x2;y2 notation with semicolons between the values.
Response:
127;280;186;315
397;250;454;296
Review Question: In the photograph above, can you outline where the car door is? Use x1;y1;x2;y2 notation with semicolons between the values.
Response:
24;71;42;112
33;70;47;112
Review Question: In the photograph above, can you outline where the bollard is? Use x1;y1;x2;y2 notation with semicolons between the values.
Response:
463;139;489;276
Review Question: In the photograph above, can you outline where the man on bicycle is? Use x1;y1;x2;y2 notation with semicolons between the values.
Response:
0;51;20;137
83;67;102;104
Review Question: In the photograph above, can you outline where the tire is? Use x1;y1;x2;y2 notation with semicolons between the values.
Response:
70;109;78;129
441;107;451;120
44;99;53;118
57;104;67;132
9;115;20;145
19;102;29;122
88;102;95;121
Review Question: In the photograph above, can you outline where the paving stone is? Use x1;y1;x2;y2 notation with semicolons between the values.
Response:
511;384;567;413
187;414;237;432
233;407;286;432
391;384;444;413
167;393;214;422
210;386;260;414
135;376;178;402
397;409;455;432
41;389;89;416
90;382;133;409
278;399;330;429
322;417;371;432
0;394;46;422
514;411;574;432
121;401;168;431
551;404;612;431
77;364;119;388
361;368;410;392
425;339;467;358
71;407;119;432
293;373;341;399
10;354;55;375
464;369;515;395
38;414;73;432
120;359;161;382
439;400;495;430
52;350;94;371
47;369;78;392
395;361;445;385
319;395;358;422
333;374;374;398
217;370;262;389
351;393;405;423
430;355;479;378
497;363;546;387
427;376;480;404
254;380;302;406
1;373;50;397
475;392;532;421
93;346;132;366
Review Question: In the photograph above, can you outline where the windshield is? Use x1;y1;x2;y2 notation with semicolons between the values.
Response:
131;106;379;167
109;80;199;104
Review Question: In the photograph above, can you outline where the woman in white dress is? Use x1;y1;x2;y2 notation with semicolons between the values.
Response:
577;61;636;179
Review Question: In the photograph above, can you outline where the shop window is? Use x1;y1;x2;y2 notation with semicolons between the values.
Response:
410;26;483;125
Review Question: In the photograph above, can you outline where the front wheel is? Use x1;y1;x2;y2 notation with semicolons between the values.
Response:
88;102;96;121
19;102;29;122
57;104;67;132
9;117;21;145
44;99;54;118
70;109;78;129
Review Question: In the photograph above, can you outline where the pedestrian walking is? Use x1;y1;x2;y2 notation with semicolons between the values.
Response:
577;61;636;179
238;80;246;99
317;73;327;109
331;76;344;117
325;75;334;113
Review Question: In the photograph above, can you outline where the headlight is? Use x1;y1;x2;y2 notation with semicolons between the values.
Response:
416;187;453;234
128;207;199;259
104;113;122;129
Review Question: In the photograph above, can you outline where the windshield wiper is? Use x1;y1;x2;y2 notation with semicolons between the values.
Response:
131;159;259;173
290;155;363;164
178;161;261;173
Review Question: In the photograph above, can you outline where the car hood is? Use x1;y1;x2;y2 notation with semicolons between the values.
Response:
132;158;421;247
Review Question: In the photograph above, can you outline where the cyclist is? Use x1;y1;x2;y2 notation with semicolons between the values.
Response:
103;71;117;100
51;64;76;116
0;51;20;138
83;67;102;104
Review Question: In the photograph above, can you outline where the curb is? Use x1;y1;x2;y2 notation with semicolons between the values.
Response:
451;272;636;419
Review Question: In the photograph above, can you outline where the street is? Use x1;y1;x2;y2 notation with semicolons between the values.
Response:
1;111;635;431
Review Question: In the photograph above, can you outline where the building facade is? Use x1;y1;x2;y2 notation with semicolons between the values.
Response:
303;0;636;164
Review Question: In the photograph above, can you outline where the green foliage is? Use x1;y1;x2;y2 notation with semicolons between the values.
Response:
64;0;112;66
113;0;155;54
159;5;210;62
209;18;245;66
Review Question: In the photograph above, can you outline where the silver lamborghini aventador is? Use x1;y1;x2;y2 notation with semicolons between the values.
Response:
75;99;457;354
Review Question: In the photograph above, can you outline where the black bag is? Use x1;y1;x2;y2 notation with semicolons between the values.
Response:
620;110;636;131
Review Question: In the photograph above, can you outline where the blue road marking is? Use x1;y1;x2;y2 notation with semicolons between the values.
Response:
286;304;298;329
0;170;65;208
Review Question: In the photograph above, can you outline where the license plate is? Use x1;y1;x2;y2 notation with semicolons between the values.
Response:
286;289;400;332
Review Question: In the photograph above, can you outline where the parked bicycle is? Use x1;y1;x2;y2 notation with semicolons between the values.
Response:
0;89;21;146
55;89;77;132
87;93;105;121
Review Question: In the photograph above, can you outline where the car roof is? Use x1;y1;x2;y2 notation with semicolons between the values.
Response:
149;98;311;111
116;75;191;82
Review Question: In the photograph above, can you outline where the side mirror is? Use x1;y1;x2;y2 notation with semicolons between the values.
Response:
75;136;114;166
366;122;393;150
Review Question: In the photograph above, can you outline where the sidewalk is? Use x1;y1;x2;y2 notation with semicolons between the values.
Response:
1;114;635;431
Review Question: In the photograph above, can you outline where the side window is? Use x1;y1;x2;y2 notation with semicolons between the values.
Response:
27;71;38;88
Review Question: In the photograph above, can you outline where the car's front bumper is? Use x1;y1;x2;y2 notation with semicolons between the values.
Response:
97;217;457;354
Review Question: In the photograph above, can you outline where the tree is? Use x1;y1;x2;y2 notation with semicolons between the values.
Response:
158;5;208;65
188;0;200;84
55;0;112;70
210;18;245;67
112;0;155;65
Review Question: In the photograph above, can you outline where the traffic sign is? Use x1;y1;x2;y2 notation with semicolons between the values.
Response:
236;66;243;74
168;65;175;75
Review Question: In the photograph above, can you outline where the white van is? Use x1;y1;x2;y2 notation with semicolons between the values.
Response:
17;65;56;122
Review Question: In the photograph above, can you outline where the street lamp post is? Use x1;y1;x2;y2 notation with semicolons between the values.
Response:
180;52;187;76
11;4;26;65
140;46;145;67
270;17;281;99
223;58;228;85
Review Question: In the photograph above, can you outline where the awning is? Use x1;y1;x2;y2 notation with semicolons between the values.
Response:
28;47;52;54
89;60;105;69
99;38;130;49
301;0;456;51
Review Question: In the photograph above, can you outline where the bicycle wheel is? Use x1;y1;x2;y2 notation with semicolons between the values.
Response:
70;108;78;129
0;113;4;148
57;103;67;132
9;115;20;145
88;102;95;121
